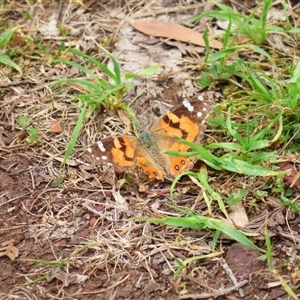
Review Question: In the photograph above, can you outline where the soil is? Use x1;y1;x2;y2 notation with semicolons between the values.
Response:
1;1;300;300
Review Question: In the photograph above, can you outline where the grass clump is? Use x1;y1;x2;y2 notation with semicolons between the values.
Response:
50;48;160;164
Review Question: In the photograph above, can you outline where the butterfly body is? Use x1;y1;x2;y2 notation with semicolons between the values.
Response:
85;93;216;181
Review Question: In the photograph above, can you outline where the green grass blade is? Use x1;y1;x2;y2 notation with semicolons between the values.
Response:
124;64;160;79
165;147;222;170
0;29;13;47
196;167;228;217
226;107;246;146
50;78;103;94
206;142;242;151
69;48;118;83
260;0;273;28
207;48;237;63
165;137;285;176
287;28;300;33
51;59;99;80
62;108;86;165
110;55;121;85
143;215;265;253
290;61;300;84
219;156;282;176
0;54;22;73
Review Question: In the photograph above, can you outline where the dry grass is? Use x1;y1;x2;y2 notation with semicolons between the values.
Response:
0;1;300;299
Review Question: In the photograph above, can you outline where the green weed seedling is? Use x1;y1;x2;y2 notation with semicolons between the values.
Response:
25;241;100;285
260;230;298;299
280;195;300;213
236;62;300;112
165;112;287;216
50;48;160;164
16;116;42;144
198;18;271;88
207;60;300;154
190;1;291;45
140;208;265;278
191;1;300;88
165;136;284;177
212;107;282;163
0;26;22;73
226;189;248;206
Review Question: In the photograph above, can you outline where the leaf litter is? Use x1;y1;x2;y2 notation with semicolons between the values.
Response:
0;240;19;261
0;1;299;299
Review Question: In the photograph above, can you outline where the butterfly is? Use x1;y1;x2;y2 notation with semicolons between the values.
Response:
84;92;216;181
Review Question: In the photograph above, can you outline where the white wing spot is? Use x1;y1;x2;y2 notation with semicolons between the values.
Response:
101;155;108;160
197;111;203;118
183;99;194;112
198;95;204;101
97;141;106;152
87;147;92;153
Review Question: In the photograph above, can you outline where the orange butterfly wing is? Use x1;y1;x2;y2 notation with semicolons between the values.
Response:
84;93;216;180
150;94;215;176
85;136;165;180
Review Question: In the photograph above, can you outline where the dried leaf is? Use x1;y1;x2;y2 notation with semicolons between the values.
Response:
278;162;300;191
229;202;249;227
0;239;19;260
47;267;88;287
50;120;63;133
131;19;222;49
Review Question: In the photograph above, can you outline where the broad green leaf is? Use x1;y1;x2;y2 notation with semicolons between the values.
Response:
0;54;22;73
125;64;160;79
0;29;13;47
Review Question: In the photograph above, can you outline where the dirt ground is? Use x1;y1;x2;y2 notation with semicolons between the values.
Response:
1;1;300;299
